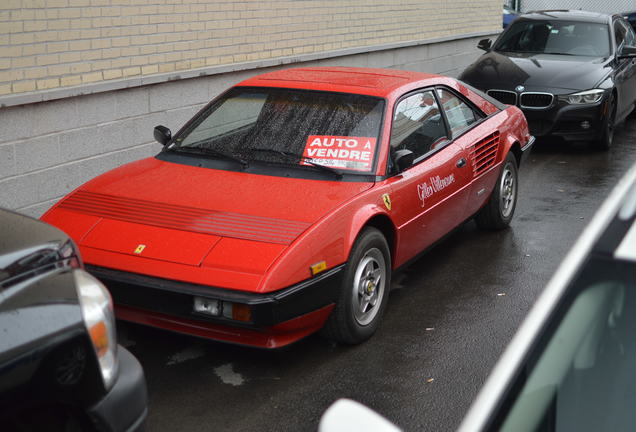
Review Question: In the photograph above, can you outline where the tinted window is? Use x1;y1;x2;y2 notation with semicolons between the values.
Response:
627;21;636;46
390;90;448;160
175;88;385;174
496;257;636;431
436;89;479;136
616;19;635;49
496;20;610;57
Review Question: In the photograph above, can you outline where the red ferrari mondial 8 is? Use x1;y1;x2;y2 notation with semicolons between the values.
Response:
42;67;534;348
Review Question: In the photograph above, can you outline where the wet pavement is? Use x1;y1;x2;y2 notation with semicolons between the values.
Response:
120;113;636;432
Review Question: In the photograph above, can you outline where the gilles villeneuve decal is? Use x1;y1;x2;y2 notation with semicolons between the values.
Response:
417;174;455;206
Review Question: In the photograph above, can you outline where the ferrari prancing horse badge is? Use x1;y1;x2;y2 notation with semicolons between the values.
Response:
382;193;392;211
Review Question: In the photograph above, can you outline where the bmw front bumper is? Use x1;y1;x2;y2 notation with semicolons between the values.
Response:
522;98;608;141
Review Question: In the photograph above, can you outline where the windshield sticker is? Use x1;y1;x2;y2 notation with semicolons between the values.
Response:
302;135;377;171
417;174;455;207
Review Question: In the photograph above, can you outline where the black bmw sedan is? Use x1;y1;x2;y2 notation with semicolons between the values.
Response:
460;10;636;149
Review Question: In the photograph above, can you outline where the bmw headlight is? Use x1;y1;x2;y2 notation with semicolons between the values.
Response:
75;269;118;390
560;89;605;105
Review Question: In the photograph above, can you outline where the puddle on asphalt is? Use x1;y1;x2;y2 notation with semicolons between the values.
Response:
214;363;245;386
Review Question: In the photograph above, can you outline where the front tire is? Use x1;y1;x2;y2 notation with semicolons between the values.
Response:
475;152;518;230
322;227;391;345
595;93;616;151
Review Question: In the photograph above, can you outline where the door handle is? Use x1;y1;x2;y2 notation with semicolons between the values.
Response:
456;158;467;168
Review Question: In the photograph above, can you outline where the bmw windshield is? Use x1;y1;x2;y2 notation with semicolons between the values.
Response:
495;20;611;57
169;87;385;177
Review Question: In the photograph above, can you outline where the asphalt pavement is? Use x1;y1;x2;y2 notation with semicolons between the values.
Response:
120;113;636;432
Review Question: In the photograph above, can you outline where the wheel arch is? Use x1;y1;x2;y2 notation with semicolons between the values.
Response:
509;140;522;168
351;213;397;267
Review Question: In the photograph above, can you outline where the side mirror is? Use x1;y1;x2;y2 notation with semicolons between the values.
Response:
477;38;492;51
394;149;415;172
619;45;636;59
154;125;172;146
319;399;401;432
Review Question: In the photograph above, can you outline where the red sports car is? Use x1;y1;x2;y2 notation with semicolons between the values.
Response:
42;67;534;348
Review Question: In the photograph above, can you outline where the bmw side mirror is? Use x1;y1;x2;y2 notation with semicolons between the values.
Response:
477;38;492;51
154;125;172;146
619;45;636;59
394;149;415;172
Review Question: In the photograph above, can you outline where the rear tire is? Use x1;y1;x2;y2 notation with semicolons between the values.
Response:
475;152;518;230
322;227;391;345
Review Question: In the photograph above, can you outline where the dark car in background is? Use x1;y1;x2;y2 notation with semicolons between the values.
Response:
624;10;636;32
0;209;147;431
460;10;636;150
503;5;518;28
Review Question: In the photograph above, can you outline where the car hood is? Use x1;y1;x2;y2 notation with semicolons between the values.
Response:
460;51;612;93
42;157;373;288
0;209;70;288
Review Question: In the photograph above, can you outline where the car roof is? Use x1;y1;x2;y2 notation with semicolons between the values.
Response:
458;162;636;431
235;67;445;98
518;9;612;24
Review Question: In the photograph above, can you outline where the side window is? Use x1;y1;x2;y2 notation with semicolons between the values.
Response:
390;90;449;160
615;20;627;51
620;20;635;47
436;88;480;137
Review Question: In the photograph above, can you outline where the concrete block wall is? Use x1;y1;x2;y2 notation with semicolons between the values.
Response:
0;34;494;218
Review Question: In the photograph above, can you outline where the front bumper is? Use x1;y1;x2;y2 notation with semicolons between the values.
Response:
88;346;147;432
87;264;344;349
522;99;607;141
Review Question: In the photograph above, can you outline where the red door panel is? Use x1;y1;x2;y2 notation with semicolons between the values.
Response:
388;142;471;267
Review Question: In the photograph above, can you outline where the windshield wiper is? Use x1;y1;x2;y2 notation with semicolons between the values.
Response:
170;146;248;168
544;52;578;56
244;147;343;179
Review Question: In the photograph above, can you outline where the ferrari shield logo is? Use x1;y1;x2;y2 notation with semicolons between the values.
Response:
382;193;392;211
134;244;146;254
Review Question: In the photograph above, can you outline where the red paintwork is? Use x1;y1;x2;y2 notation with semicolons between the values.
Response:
42;67;530;348
116;303;335;349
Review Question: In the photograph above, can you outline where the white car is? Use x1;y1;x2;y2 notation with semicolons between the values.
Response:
321;162;636;431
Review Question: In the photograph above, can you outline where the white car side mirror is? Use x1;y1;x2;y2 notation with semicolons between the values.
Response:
319;399;402;432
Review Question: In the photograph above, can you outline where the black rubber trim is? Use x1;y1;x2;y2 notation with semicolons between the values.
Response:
88;347;147;432
519;135;535;166
86;264;345;327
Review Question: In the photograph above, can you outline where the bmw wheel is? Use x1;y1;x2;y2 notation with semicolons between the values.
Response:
595;93;616;151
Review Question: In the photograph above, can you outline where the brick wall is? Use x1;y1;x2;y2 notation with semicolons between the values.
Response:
1;0;500;98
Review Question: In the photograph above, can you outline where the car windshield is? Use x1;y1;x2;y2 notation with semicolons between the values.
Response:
495;20;610;57
496;256;636;431
172;87;385;175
